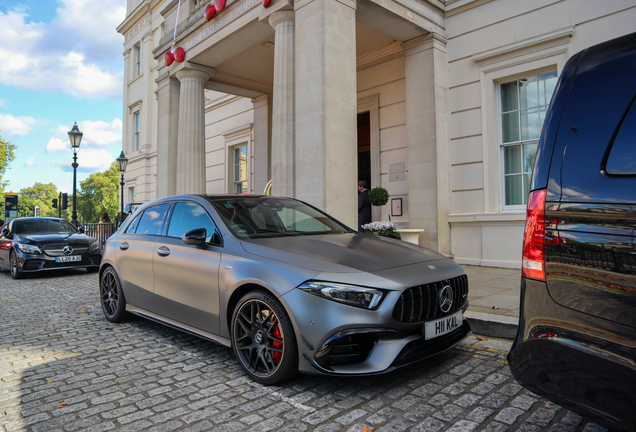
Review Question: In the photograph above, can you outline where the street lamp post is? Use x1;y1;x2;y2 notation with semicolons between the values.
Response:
116;151;128;226
67;122;83;227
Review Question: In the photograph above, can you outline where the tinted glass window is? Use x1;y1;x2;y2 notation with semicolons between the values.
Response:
606;97;636;175
209;197;349;239
133;204;170;235
13;219;76;235
125;213;141;234
167;202;218;242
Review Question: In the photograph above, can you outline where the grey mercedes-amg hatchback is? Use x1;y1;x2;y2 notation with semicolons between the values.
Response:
99;194;470;384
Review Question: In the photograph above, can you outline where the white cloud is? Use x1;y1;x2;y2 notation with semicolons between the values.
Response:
0;114;39;136
46;118;122;153
79;119;122;146
25;157;36;167
46;137;69;153
0;1;126;99
53;148;114;171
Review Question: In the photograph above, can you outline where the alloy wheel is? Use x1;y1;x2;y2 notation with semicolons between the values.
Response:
101;270;120;318
233;299;285;378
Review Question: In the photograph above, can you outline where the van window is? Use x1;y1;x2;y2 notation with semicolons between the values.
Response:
606;97;636;175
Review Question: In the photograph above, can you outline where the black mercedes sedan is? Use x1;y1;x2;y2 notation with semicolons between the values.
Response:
0;217;102;279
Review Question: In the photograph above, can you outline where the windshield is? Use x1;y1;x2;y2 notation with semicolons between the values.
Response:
13;219;77;235
208;197;350;239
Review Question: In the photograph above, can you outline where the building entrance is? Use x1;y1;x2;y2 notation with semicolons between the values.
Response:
357;111;371;188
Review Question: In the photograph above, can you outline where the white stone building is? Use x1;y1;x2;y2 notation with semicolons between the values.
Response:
116;0;636;268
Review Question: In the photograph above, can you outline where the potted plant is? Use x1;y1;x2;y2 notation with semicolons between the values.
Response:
362;187;401;239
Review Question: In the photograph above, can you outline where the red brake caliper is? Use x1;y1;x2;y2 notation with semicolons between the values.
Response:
271;316;282;365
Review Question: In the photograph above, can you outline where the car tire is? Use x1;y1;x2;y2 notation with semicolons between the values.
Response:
10;250;24;280
100;266;127;323
231;290;298;385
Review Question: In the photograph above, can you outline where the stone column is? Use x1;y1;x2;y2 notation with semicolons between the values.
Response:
175;69;210;195
268;11;296;197
402;34;450;254
251;94;272;194
294;0;357;228
155;73;180;198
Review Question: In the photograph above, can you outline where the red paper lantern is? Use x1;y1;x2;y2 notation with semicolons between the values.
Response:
164;50;174;66
214;0;225;13
174;47;186;63
204;3;216;21
263;0;271;7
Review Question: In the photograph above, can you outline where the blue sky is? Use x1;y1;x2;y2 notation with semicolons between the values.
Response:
0;0;126;194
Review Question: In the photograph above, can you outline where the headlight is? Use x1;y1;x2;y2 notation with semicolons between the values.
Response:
298;281;385;310
18;243;42;254
89;241;100;251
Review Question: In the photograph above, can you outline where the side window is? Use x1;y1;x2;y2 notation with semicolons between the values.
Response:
167;202;218;242
605;97;636;175
125;213;141;234
134;204;170;235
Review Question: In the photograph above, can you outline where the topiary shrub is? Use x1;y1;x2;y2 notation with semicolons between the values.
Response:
368;187;389;207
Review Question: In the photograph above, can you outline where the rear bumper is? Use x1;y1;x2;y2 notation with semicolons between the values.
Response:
508;278;636;432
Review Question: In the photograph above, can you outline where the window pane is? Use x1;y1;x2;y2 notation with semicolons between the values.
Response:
167;202;217;242
606;100;636;175
504;145;522;174
523;142;538;173
501;81;519;112
136;204;170;236
502;112;520;143
505;174;523;206
519;76;538;109
523;173;532;203
539;71;558;106
520;108;540;141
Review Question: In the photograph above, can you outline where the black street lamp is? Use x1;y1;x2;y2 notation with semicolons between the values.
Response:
116;151;128;225
67;122;83;227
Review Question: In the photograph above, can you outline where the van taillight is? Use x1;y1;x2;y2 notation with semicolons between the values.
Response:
522;189;546;281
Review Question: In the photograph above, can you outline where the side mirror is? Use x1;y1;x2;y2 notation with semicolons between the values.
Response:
78;226;85;234
2;228;11;238
182;228;207;249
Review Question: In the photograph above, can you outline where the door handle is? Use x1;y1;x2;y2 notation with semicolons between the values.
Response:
157;246;170;257
119;242;129;251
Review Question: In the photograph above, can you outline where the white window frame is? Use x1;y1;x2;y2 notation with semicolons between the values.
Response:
231;144;248;194
133;111;140;152
497;72;557;211
128;186;135;204
474;28;572;214
134;44;141;77
223;124;253;194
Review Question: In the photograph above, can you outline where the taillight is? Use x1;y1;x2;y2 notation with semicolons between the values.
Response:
522;189;546;281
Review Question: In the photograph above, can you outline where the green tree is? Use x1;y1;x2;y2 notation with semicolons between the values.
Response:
77;162;119;223
18;183;60;218
0;130;17;195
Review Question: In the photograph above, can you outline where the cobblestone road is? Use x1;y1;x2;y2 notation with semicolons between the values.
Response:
0;271;607;432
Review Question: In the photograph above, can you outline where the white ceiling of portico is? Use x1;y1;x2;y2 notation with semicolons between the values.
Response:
196;20;397;96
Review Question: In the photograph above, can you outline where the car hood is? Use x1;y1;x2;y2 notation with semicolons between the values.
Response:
239;233;445;273
17;233;95;247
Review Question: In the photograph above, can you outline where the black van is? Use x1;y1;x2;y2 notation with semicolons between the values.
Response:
507;32;636;432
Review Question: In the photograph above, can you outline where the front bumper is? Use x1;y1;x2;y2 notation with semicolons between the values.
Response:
282;284;471;376
17;252;102;272
508;278;636;432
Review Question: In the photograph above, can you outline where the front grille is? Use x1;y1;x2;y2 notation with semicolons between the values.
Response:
43;246;89;257
392;275;468;323
315;333;378;370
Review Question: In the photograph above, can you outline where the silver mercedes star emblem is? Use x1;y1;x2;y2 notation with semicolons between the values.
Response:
63;246;73;255
439;285;454;313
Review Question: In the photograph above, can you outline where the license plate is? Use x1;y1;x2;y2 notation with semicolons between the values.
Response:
424;311;463;340
56;255;81;262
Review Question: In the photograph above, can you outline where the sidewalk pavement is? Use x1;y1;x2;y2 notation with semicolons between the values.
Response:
461;264;522;340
